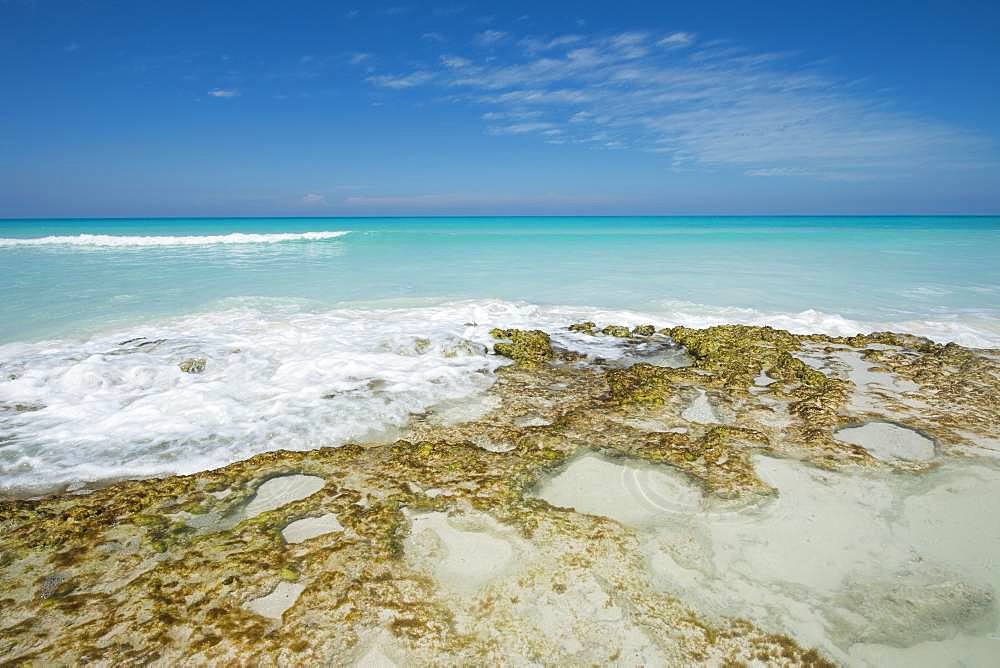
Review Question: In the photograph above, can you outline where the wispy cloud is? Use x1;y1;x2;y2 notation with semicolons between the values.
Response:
658;32;695;48
349;52;371;65
474;30;508;47
64;42;79;53
519;34;583;54
207;88;239;98
367;71;433;89
433;4;466;16
422;32;447;42
361;29;991;180
486;121;561;135
301;192;328;205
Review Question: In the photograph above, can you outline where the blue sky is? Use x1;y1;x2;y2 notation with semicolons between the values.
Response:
2;0;999;217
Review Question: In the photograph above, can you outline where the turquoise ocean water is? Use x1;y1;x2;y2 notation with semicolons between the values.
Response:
1;216;998;494
2;216;999;344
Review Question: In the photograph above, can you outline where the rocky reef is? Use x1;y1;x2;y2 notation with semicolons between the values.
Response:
1;323;998;665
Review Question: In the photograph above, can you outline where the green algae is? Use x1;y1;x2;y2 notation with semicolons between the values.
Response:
601;324;631;337
490;328;553;366
179;358;207;374
568;321;596;335
605;363;677;405
632;324;656;336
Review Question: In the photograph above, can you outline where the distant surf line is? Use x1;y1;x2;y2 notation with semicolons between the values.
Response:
0;230;351;247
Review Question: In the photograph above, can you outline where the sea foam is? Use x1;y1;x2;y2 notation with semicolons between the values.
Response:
0;298;996;496
0;230;350;247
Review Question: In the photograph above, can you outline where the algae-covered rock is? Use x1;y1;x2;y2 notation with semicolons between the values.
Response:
667;325;820;390
490;328;553;365
179;358;207;374
3;319;997;666
605;363;675;405
601;325;632;338
632;325;656;336
568;321;596;335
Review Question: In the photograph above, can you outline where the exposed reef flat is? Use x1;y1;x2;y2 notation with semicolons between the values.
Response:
1;323;999;666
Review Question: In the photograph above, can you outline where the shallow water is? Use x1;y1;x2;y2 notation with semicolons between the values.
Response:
1;216;998;492
2;216;999;345
532;452;1000;666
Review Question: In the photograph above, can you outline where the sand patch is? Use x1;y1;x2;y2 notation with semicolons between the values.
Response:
681;389;721;424
532;453;703;526
282;513;343;544
533;451;1000;664
405;510;520;594
243;474;325;519
834;421;935;462
244;581;305;620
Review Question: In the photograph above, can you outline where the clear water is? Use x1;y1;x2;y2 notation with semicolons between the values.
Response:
2;216;998;345
1;216;999;494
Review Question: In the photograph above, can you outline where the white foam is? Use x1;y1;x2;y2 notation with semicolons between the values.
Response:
0;231;349;247
0;297;996;495
0;302;507;495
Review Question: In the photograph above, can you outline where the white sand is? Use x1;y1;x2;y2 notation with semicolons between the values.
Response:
754;370;777;386
834;421;935;462
281;513;344;544
242;474;325;519
531;453;1000;664
405;511;519;594
532;453;703;526
513;414;552;427
244;581;305;620
829;350;921;413
681;389;721;424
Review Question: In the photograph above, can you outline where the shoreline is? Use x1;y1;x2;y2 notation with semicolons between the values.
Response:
2;321;999;664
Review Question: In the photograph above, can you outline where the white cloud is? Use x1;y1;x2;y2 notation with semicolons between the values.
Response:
659;32;695;48
367;71;433;89
422;32;446;42
349;52;371;65
358;28;990;180
486;121;560;135
481;110;543;120
745;167;814;177
208;88;239;98
441;55;472;69
519;34;583;54
301;193;328;205
474;30;508;47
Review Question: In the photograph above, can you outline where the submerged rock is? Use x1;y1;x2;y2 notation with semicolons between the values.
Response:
490;328;553;365
179;357;207;374
568;321;596;335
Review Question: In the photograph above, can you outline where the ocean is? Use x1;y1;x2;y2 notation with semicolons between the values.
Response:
1;215;998;494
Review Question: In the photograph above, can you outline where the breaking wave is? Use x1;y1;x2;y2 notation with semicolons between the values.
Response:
0;230;350;247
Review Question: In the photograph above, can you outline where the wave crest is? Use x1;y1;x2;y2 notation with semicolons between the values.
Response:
0;230;350;247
